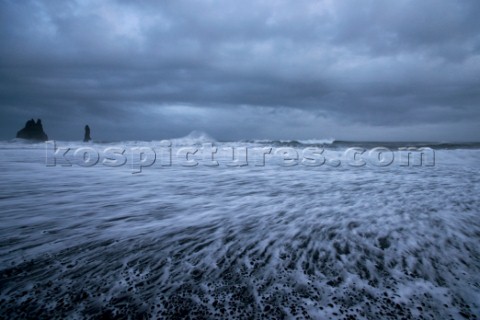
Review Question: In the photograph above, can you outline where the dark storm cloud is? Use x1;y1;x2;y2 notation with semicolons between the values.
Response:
0;0;479;141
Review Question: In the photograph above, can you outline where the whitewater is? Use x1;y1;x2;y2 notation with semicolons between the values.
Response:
0;133;479;319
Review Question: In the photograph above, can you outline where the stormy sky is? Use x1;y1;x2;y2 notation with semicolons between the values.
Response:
1;0;479;142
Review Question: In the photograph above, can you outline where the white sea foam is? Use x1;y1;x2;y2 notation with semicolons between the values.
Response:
0;140;479;319
292;138;336;145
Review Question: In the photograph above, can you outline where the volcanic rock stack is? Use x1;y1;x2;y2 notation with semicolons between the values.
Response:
84;125;91;142
16;119;49;141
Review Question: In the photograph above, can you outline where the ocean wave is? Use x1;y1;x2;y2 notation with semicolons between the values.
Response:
1;137;480;153
169;130;216;146
250;138;336;147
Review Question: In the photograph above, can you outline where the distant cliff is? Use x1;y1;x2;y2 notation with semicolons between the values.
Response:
16;119;49;141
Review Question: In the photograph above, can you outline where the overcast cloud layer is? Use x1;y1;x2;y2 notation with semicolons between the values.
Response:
1;0;479;141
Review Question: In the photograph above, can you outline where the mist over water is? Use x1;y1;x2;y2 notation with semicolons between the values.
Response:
0;135;479;319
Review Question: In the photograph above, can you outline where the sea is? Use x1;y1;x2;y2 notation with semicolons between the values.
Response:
0;132;479;319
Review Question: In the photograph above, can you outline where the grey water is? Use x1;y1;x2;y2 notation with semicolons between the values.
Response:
0;136;479;319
